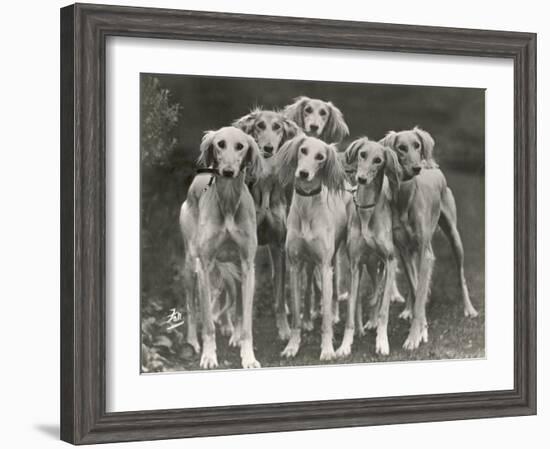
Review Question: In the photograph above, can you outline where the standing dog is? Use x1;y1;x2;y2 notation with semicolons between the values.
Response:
381;127;478;350
274;135;348;360
336;138;401;357
179;127;264;368
284;96;350;325
233;109;299;339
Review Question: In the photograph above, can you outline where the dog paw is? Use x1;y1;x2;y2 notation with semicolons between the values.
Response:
187;339;201;355
242;358;261;369
364;319;378;330
399;308;413;321
464;305;479;318
302;319;314;332
320;347;336;361
403;320;428;351
355;326;366;337
199;352;218;369
332;314;341;325
229;332;241;347
375;333;390;355
335;344;351;358
276;315;292;340
220;323;234;337
338;291;350;302
281;342;300;358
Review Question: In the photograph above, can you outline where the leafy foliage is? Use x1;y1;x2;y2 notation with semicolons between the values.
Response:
141;76;181;168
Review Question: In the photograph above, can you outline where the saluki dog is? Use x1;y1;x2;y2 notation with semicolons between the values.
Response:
232;108;299;340
381;127;478;350
283;96;349;143
336;138;401;357
274;135;349;360
179;126;264;369
284;96;350;325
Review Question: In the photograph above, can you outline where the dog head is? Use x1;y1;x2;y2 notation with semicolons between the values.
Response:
283;96;349;143
233;108;300;159
345;137;401;199
380;126;437;179
197;126;264;180
275;135;346;193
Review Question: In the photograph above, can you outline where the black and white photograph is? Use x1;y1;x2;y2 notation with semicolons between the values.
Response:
140;73;485;372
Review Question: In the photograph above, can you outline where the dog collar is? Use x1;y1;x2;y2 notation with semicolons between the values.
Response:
353;193;376;210
295;184;322;197
196;167;217;175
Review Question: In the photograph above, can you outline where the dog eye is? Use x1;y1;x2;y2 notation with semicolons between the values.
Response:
218;140;226;149
319;109;327;116
359;151;366;159
300;147;308;155
272;123;281;131
315;153;324;161
305;106;313;114
398;144;407;152
373;157;382;164
413;141;420;149
257;121;266;130
235;142;244;150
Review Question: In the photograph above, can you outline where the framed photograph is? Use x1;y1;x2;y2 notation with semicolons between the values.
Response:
60;3;536;444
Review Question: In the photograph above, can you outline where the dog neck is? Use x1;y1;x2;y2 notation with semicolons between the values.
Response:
355;171;384;224
214;173;246;216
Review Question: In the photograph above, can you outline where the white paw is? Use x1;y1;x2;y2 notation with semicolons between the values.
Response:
320;347;336;361
302;319;314;332
281;331;301;358
229;329;241;347
399;308;413;320
364;319;378;330
276;314;292;340
335;344;351;358
338;291;350;301
199;351;218;369
391;293;406;303
376;333;390;355
403;320;428;351
464;305;479;318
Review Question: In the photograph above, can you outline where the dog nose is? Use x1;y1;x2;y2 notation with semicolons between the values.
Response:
264;145;274;154
309;124;319;133
222;168;235;178
298;170;309;179
357;176;367;184
412;166;422;175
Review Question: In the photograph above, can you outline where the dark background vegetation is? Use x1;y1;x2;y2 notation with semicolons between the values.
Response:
140;73;485;372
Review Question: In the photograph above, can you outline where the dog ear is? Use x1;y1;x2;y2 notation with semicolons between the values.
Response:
414;126;438;168
384;146;402;202
281;118;300;143
197;130;216;167
232;110;258;134
344;137;366;165
379;130;397;150
323;102;349;144
244;134;265;181
320;143;346;193
274;134;306;187
283;96;308;129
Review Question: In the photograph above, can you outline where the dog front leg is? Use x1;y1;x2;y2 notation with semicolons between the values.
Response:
239;257;261;369
271;244;291;340
336;259;361;357
320;262;336;361
196;257;218;369
281;260;302;358
376;257;396;355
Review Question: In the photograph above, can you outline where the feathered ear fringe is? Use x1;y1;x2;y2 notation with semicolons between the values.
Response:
244;134;265;180
282;118;300;145
323;102;349;144
320;143;346;193
384;147;402;202
413;126;438;168
197;130;216;167
274;134;306;187
232;109;260;134
379;130;397;150
344;137;368;165
283;96;309;129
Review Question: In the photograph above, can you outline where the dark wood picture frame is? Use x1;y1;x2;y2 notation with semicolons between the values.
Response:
60;3;537;444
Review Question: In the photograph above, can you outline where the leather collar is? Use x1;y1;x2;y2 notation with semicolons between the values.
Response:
295;184;322;197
